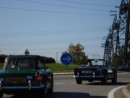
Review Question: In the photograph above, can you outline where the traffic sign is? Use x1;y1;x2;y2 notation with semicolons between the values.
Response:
60;53;73;65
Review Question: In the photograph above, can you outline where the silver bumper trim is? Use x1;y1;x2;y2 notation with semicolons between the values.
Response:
2;85;45;89
74;75;104;78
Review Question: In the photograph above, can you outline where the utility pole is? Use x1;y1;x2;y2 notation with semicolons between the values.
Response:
103;0;130;67
124;0;130;65
103;10;118;66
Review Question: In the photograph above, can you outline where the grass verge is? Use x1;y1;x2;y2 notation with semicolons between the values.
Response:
46;63;78;73
0;63;79;73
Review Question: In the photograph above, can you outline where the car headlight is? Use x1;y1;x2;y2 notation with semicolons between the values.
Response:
108;69;113;73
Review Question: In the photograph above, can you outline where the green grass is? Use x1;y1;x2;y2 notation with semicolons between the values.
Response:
0;63;79;73
45;63;78;73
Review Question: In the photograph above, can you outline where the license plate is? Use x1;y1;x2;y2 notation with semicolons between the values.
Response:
6;77;26;83
81;70;92;74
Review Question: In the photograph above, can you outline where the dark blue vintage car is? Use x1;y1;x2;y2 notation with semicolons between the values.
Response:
0;55;54;98
74;65;117;84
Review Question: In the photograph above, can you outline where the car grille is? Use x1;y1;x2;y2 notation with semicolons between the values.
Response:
80;68;97;75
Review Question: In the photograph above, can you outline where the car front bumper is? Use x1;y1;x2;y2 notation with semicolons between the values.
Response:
74;75;104;80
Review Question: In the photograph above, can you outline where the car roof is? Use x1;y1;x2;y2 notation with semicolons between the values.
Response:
7;55;41;59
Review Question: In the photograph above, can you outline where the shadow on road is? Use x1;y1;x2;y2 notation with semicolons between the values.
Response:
47;92;106;98
8;92;106;98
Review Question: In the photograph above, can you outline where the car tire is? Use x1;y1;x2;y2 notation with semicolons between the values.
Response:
102;72;107;84
111;72;117;84
0;92;3;98
76;78;82;84
47;76;53;94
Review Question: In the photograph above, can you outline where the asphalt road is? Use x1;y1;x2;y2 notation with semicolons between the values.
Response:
3;71;130;98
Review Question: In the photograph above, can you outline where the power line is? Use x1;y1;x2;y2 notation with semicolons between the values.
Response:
0;6;109;16
48;0;115;8
18;0;109;12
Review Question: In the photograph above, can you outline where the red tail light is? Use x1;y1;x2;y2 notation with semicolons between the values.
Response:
35;74;41;81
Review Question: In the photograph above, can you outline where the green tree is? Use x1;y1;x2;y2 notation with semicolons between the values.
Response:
67;43;88;64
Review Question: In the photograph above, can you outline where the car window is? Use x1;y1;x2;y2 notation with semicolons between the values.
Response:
37;60;43;69
18;58;29;69
6;58;18;70
5;57;37;70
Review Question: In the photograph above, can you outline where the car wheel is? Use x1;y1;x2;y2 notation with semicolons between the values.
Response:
111;72;117;84
76;78;82;84
47;76;53;94
102;72;107;84
0;92;3;98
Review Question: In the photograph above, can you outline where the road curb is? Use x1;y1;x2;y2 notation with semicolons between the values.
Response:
108;86;124;98
122;84;130;98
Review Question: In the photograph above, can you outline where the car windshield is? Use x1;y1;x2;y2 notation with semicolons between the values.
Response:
6;57;37;70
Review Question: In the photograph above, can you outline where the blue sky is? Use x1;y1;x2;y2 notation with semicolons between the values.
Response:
0;0;121;62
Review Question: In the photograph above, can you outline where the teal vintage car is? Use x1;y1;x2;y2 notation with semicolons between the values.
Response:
0;55;53;97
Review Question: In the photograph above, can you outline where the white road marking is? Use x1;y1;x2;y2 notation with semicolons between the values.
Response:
108;86;124;98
